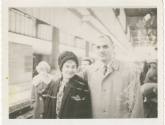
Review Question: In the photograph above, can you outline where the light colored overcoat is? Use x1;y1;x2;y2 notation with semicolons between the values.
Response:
82;60;144;118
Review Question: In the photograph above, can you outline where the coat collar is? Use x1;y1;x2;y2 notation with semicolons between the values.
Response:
93;59;120;72
92;59;120;81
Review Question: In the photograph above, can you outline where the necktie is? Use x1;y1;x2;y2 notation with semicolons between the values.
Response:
103;65;108;75
103;64;114;76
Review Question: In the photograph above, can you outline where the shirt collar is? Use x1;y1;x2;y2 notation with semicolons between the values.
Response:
94;59;120;71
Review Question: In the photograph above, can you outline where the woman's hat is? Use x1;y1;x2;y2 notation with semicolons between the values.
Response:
58;51;79;71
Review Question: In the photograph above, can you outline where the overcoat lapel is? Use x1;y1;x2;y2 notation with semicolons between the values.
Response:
102;60;120;82
102;68;114;81
59;79;73;116
92;61;111;83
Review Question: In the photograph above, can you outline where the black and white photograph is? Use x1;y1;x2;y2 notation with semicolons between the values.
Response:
1;0;164;125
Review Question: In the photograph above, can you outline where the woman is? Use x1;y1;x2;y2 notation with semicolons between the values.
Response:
43;51;92;119
31;61;52;118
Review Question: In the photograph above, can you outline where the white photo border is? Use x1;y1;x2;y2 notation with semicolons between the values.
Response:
1;0;164;125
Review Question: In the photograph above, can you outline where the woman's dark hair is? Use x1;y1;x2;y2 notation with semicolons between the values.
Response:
58;51;79;71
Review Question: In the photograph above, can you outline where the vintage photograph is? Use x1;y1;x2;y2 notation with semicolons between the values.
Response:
8;7;158;119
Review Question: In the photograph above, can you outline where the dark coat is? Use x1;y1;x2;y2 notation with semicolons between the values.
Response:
42;75;92;119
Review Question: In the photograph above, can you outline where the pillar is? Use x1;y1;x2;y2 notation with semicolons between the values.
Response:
51;27;60;69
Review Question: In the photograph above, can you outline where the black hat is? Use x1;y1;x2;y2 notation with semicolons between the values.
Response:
58;51;79;71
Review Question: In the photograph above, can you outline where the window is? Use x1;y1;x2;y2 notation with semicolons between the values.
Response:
9;8;36;37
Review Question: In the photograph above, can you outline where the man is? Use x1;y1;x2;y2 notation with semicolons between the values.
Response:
79;57;93;72
81;35;144;118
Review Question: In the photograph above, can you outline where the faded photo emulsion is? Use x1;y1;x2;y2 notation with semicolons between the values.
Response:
8;8;158;119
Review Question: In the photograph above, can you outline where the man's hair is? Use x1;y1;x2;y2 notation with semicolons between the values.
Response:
97;35;114;45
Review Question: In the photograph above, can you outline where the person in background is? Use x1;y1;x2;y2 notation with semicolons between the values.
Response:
140;60;157;118
31;61;52;118
81;35;144;118
79;57;93;72
43;51;92;119
140;61;150;85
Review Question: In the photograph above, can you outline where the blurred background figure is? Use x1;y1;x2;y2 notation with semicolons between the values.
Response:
79;57;94;72
140;60;157;118
31;61;52;118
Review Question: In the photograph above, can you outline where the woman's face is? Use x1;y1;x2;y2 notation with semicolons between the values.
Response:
61;60;77;79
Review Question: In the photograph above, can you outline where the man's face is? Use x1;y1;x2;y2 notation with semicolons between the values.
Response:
95;38;114;63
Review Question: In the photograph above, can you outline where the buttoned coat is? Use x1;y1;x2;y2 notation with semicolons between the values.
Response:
81;60;144;118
